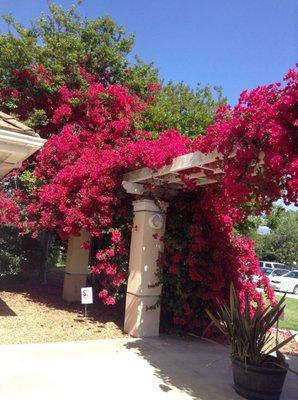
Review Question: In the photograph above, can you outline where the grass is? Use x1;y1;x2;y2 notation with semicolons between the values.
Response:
275;294;298;331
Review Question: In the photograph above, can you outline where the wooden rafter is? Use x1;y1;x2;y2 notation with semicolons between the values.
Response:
122;150;225;193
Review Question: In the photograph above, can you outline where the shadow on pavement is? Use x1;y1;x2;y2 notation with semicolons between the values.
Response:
125;336;298;400
125;336;241;400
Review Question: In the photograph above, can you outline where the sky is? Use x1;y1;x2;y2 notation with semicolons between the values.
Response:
0;0;297;105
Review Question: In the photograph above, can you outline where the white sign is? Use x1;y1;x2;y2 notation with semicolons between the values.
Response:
81;287;93;304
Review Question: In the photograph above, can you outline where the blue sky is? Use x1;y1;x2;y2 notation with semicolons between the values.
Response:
0;0;297;105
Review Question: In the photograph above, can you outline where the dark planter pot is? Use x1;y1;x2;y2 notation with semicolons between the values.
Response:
232;357;288;400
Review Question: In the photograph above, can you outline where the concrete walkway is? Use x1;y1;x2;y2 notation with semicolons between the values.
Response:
0;336;297;400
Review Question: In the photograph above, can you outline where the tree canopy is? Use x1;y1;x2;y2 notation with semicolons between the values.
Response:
252;210;298;266
0;1;224;285
143;82;225;138
0;1;223;137
0;2;155;93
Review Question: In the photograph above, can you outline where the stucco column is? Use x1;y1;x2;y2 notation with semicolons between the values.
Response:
62;230;90;302
124;198;168;337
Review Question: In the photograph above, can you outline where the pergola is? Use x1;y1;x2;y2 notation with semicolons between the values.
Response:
0;110;275;337
0;113;258;338
122;149;224;194
63;148;228;337
117;149;265;336
0;111;46;179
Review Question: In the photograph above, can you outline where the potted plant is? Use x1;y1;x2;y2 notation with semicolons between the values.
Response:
206;285;296;400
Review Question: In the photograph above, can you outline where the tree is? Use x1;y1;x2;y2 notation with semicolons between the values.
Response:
0;225;47;277
0;1;224;281
143;82;226;138
0;1;158;91
0;1;159;134
268;212;298;265
252;211;298;265
0;1;159;278
234;205;286;238
0;2;223;138
0;225;23;276
265;205;287;230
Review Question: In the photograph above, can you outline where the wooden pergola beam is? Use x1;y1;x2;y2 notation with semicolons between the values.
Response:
123;150;221;184
122;149;227;191
122;148;265;191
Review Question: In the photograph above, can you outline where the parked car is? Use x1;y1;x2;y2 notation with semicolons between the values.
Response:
271;270;298;294
259;260;287;270
267;268;289;282
252;267;289;284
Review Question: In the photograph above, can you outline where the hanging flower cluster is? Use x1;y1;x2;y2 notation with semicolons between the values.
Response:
18;76;190;298
159;68;297;332
159;71;298;333
195;68;297;213
158;190;275;334
1;65;297;335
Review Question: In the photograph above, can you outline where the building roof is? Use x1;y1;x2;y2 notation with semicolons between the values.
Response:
0;112;46;179
0;111;38;137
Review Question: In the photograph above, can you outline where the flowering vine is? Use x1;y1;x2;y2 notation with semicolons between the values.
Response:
0;65;297;334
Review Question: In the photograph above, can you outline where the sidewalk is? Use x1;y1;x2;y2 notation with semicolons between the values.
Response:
0;336;297;400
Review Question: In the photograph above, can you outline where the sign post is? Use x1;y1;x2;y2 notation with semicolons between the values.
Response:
81;287;93;317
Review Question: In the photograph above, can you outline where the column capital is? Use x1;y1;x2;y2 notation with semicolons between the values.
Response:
132;198;168;213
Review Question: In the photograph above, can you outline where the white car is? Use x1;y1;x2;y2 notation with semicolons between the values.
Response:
252;267;289;284
259;261;286;270
267;268;290;283
270;270;298;294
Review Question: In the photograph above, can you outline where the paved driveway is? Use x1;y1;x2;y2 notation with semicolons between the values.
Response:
0;336;297;400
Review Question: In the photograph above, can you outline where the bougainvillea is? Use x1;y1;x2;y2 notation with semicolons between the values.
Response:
158;68;297;332
0;191;20;225
195;68;297;211
1;65;297;334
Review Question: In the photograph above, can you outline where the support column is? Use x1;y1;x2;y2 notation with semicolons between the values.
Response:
62;230;90;302
124;198;168;337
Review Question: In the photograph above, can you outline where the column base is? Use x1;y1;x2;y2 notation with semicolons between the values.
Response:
62;272;87;302
124;292;161;337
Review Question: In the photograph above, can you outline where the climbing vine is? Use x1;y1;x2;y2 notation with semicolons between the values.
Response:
0;66;297;334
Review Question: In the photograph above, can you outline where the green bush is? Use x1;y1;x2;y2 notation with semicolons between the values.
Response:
0;225;67;278
0;225;23;276
0;225;44;276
